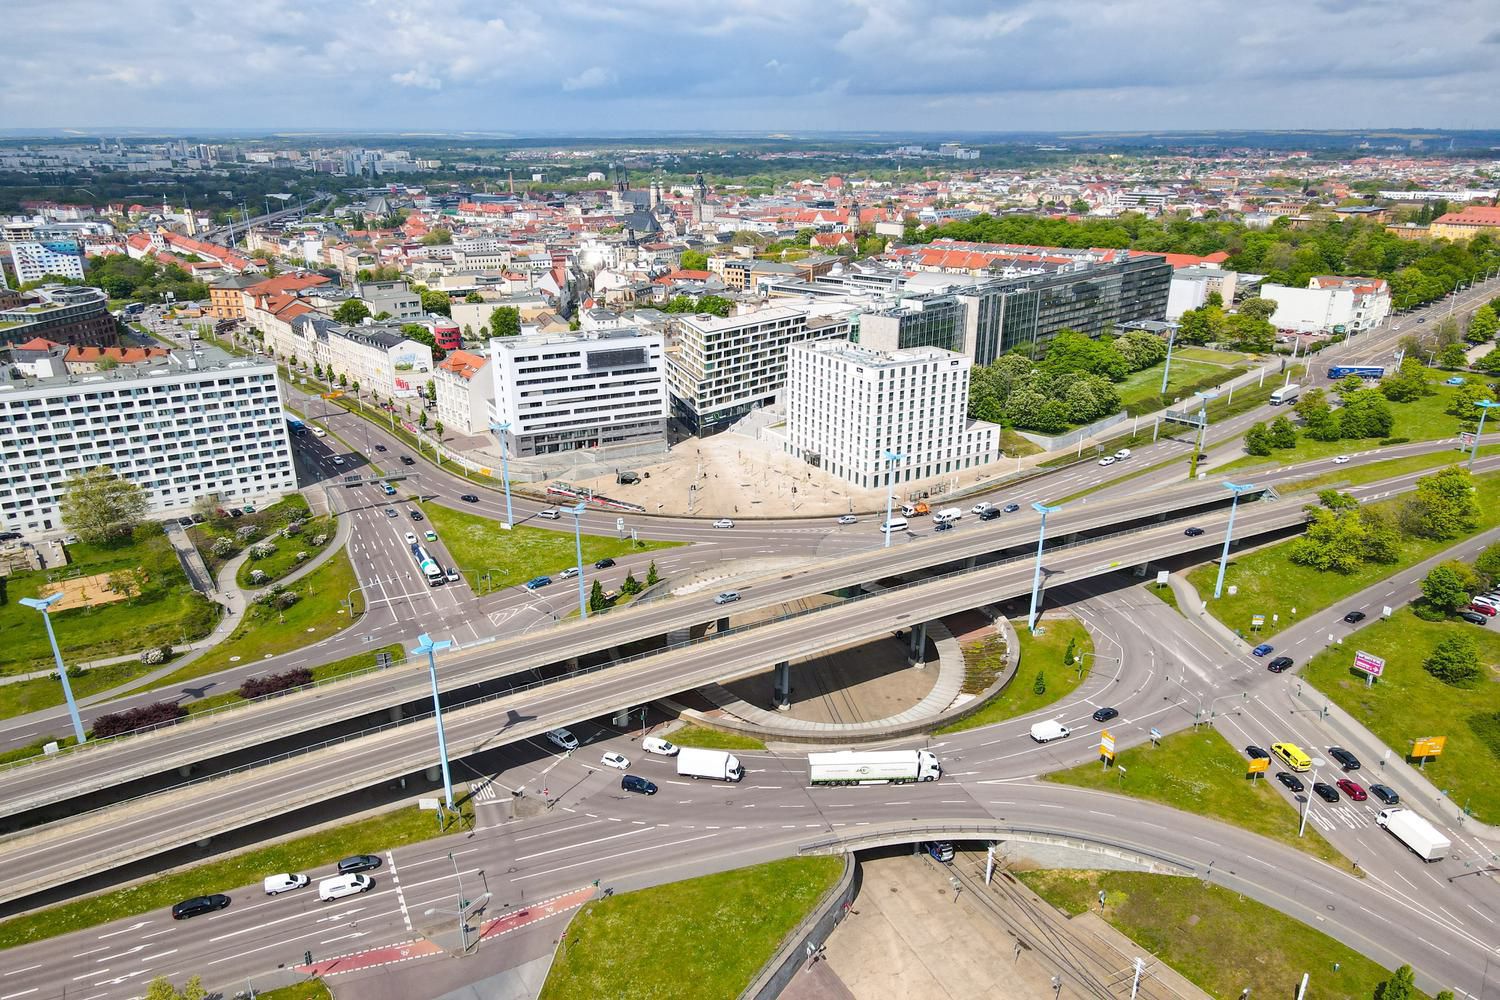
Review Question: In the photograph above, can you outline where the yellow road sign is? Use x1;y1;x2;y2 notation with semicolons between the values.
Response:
1412;736;1447;757
1247;757;1269;774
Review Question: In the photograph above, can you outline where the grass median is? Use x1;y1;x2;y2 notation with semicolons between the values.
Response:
0;798;475;951
936;615;1091;734
1018;870;1428;999
1282;444;1500;494
665;724;766;751
1044;727;1349;868
539;856;843;1000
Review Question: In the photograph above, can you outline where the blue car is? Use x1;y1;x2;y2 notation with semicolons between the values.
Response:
524;576;552;590
1252;643;1274;657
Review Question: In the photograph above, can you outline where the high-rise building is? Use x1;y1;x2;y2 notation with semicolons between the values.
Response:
9;240;86;284
0;285;118;349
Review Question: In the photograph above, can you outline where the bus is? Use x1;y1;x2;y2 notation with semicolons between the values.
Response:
1327;365;1385;381
1272;742;1312;772
286;417;307;436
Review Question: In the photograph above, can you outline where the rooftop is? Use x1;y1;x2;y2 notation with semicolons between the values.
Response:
1;340;271;393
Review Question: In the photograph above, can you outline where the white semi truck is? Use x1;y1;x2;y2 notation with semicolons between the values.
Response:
1376;808;1450;861
1269;383;1302;406
807;749;942;786
675;746;743;782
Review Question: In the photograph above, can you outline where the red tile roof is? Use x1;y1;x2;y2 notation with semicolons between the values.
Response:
437;350;487;381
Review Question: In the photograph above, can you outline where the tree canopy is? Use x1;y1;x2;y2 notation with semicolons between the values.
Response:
333;299;371;324
1402;465;1480;540
489;305;521;337
60;466;149;544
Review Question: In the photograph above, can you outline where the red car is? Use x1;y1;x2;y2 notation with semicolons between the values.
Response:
1467;603;1497;617
1336;778;1367;801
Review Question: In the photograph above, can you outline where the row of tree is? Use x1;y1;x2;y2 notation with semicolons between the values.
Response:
1174;296;1278;351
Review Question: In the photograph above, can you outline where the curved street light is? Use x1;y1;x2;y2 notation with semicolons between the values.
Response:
1027;501;1064;634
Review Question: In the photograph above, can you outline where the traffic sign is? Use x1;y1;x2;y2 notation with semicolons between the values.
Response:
1251;614;1265;629
1149;727;1162;745
1353;650;1385;677
1100;729;1115;754
1412;736;1447;757
1246;757;1269;775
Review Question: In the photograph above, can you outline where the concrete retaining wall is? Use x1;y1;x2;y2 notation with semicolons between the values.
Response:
740;854;859;1000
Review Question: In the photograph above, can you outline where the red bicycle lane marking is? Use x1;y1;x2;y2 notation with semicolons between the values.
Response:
479;886;597;941
298;938;445;977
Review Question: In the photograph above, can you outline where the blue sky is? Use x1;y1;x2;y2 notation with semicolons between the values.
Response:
4;0;1497;132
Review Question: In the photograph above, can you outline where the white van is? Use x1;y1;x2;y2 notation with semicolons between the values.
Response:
318;873;373;902
1114;448;1131;461
642;736;679;756
537;508;561;520
880;518;909;533
263;873;310;895
310;427;327;438
933;508;963;524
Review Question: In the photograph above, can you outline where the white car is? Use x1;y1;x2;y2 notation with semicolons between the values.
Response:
1115;448;1131;460
600;751;630;770
404;531;418;545
537;508;561;520
1333;455;1351;464
971;502;993;515
1098;456;1116;467
713;518;735;528
547;728;579;751
263;873;310;895
318;873;373;902
332;456;346;466
558;567;579;579
837;514;857;525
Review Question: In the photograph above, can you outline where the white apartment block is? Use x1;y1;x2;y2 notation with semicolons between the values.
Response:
1261;277;1391;334
490;328;667;457
9;241;86;284
785;340;1000;489
0;349;296;536
667;304;853;434
433;349;494;436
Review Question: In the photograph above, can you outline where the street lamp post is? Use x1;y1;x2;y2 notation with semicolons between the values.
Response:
19;594;87;745
1159;325;1178;395
1470;400;1500;471
1213;481;1255;599
1192;390;1219;465
1027;502;1064;634
411;632;456;811
568;501;589;620
488;420;515;529
882;449;904;549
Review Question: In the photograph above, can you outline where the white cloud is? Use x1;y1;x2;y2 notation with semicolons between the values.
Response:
391;68;443;90
562;66;618;92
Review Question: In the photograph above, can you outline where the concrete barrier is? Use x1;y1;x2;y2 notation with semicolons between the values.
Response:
739;854;858;1000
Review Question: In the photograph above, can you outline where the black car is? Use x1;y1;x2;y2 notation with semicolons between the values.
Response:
1002;503;1021;513
1267;656;1294;673
934;521;954;531
460;494;479;503
621;774;657;795
594;557;616;569
1328;746;1361;771
172;894;230;920
1183;526;1205;537
177;516;194;527
374;444;387;452
1092;707;1118;722
409;509;424;521
1370;784;1400;805
228;508;243;518
978;508;1002;521
1313;782;1340;803
1343;610;1366;624
190;513;206;524
1459;610;1490;626
337;854;382;874
1276;771;1304;793
1245;745;1270;760
0;531;21;541
400;455;416;466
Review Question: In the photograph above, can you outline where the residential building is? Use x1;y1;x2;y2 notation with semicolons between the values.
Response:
0;346;295;536
208;274;262;320
432;349;494;436
326;322;434;402
1260;277;1391;333
9;240;86;284
785;340;999;488
0;285;118;350
1430;206;1500;241
1166;265;1239;319
354;279;423;321
667;304;854;435
490;328;668;457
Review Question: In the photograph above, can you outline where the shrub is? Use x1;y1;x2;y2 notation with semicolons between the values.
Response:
1379;437;1410;446
210;536;236;557
282;520;305;537
1425;633;1482;686
138;645;171;665
249;569;268;585
275;590;299;609
294;550;310;563
309;533;329;547
235;525;259;542
249;541;277;559
238;667;313;700
92;701;187;739
1032;669;1047;695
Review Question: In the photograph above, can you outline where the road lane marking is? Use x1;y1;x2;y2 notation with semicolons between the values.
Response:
514;832;718;882
1;967;40;977
514;826;654;861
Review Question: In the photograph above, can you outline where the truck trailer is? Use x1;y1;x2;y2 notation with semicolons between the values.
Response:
807;749;942;786
1269;383;1301;406
1376;808;1450;861
675;747;743;782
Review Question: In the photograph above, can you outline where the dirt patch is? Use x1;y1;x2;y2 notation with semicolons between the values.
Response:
40;571;137;611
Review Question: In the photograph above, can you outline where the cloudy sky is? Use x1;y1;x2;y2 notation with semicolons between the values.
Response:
4;0;1497;133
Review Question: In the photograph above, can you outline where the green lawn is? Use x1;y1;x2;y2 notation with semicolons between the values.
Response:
0;798;474;950
156;547;365;685
0;660;161;724
191;494;314;579
235;514;337;589
1283;444;1500;494
1143;581;1181;614
937;616;1091;734
1174;346;1256;365
245;981;332;1000
1303;607;1500;823
1188;467;1500;638
539;856;844;1000
424;504;682;595
666;724;766;751
0;529;216;673
1018;871;1429;1000
1045;727;1349;868
1117;358;1220;412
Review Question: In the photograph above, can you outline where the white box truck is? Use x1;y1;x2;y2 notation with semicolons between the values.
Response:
1376;808;1450;861
1029;720;1071;743
807;749;942;786
675;746;743;782
1269;384;1301;406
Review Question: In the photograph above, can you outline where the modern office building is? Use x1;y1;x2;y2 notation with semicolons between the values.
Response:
353;279;423;321
0;346;296;536
667;304;854;434
785;340;999;488
490;328;667;457
0;284;119;349
8;240;86;284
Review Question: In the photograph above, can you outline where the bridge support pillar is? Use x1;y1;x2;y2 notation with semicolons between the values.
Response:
772;661;791;711
964;555;976;571
388;706;403;723
908;622;928;668
425;765;441;783
196;837;212;849
667;628;690;649
178;764;194;778
717;617;730;633
566;656;580;673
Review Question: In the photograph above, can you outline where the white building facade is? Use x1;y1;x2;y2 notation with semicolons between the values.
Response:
433;350;494;437
1260;277;1391;334
9;240;86;284
785;340;1000;488
0;351;296;536
325;324;434;402
490;328;667;457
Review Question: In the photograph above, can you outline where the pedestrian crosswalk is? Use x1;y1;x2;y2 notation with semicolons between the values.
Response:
1308;803;1374;832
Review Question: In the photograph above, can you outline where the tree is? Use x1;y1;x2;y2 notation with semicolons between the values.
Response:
107;570;138;600
420;228;453;245
338;372;348;388
1427;633;1483;686
621;571;642;595
1465;303;1498;343
1437;341;1469;369
419;288;452;316
490;306;521;337
313;362;324;379
1176;304;1226;346
1420;562;1476;613
333;299;371;324
1238;297;1278;322
589;578;607;614
59;466;149;544
1244;421;1273;456
143;976;208;1000
1473;541;1500;589
1041;330;1128;381
464;291;484;303
434;420;444;438
418;409;428;428
679;249;708;270
1378;965;1417;1000
1295;388;1341;441
1403;466;1480;540
1379;358;1429;402
646;560;659;586
1225;310;1275;353
1337;388;1394;439
1032;669;1047;695
1447;380;1496;418
1269;415;1297;449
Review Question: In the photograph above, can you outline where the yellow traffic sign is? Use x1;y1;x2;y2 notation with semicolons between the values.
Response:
1100;729;1115;753
1247;757;1269;774
1412;736;1447;757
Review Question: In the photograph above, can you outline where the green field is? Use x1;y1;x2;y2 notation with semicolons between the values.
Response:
423;504;681;595
244;981;332;1000
0;529;216;674
1284;444;1500;494
937;616;1092;734
539;856;844;1000
190;494;314;578
235;514;337;588
1019;871;1430;1000
1045;727;1348;867
1117;358;1220;411
1303;607;1500;823
1143;581;1181;614
666;724;766;750
1174;346;1256;365
1188;467;1500;638
0;798;473;950
157;547;365;685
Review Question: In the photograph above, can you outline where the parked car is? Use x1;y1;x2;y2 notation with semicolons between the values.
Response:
924;841;955;863
1092;707;1119;722
1336;778;1368;801
1468;602;1498;617
1328;746;1362;771
713;518;735;528
621;774;658;795
1370;784;1400;805
1343;610;1366;624
1184;526;1205;537
594;557;616;569
460;494;479;503
172;894;230;920
837;515;858;525
263;873;310;895
1459;610;1490;625
1002;503;1020;513
547;728;579;751
177;516;194;527
1267;656;1294;673
524;575;551;590
336;854;382;875
1276;771;1305;793
1313;782;1340;803
600;752;630;770
714;591;741;605
1245;745;1270;760
1445;376;1467;386
1251;643;1274;657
